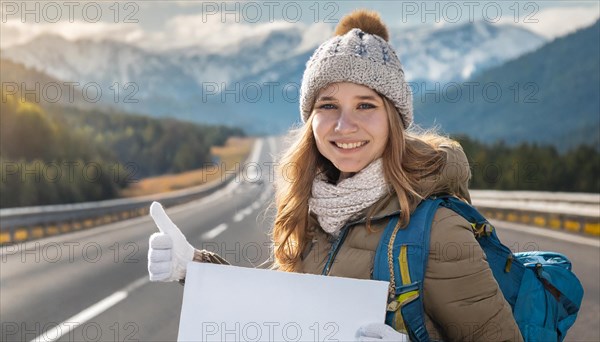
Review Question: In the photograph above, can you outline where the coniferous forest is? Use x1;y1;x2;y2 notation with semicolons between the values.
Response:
457;135;599;192
0;91;243;208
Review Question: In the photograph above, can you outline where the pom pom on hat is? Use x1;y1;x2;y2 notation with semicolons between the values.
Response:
334;9;389;42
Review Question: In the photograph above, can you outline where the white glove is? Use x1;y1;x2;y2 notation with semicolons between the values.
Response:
357;323;409;342
148;201;195;282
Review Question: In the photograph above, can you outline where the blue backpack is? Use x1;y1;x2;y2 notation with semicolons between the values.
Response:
373;195;584;342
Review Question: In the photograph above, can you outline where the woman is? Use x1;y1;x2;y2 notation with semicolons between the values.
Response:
148;10;523;341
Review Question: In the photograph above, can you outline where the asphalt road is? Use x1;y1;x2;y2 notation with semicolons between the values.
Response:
1;137;598;342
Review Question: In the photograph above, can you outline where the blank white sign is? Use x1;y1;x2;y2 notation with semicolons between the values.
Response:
178;262;389;342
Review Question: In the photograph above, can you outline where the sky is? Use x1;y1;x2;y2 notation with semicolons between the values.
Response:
1;1;599;51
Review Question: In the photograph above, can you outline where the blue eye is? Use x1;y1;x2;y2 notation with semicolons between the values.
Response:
318;103;337;110
358;103;376;109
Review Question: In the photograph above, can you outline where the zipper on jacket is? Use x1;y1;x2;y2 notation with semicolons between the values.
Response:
321;226;351;276
320;209;402;277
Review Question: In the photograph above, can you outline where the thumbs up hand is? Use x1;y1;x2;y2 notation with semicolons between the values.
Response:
148;201;195;282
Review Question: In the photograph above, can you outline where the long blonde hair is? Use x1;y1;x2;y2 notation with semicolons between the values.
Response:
272;95;459;272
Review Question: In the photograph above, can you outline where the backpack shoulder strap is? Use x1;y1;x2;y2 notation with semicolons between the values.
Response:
373;197;445;342
438;196;493;237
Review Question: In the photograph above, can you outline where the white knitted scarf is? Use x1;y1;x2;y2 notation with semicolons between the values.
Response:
309;158;390;236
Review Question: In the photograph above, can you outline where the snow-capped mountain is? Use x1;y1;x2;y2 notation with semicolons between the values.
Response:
2;34;201;117
168;26;308;86
2;20;548;133
4;34;199;95
390;21;547;82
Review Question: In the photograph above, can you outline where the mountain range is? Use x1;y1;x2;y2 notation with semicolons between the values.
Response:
1;20;548;135
391;20;546;82
414;20;600;152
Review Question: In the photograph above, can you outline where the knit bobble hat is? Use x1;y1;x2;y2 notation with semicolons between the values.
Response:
299;10;413;128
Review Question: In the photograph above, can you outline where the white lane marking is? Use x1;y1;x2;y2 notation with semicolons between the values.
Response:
268;136;277;157
233;212;245;222
233;207;253;222
233;187;271;223
234;205;253;222
201;223;228;240
248;138;264;164
236;184;273;223
492;219;600;248
168;138;264;216
31;276;148;342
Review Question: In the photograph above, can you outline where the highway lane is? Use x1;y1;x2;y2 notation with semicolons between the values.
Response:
1;135;598;341
48;179;277;342
0;138;278;342
53;180;277;342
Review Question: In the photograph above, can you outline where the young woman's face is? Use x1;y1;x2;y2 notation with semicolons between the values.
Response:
311;82;389;179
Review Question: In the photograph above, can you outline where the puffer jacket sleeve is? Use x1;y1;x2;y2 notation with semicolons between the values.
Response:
193;249;230;265
423;207;523;342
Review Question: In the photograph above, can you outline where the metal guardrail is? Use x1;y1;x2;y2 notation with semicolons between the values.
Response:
473;206;599;236
0;139;264;246
471;190;600;204
471;190;600;237
1;165;598;245
0;173;235;245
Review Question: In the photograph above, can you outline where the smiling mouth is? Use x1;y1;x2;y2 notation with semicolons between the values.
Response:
332;141;368;149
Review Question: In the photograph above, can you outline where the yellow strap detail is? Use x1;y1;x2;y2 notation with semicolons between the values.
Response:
387;300;401;312
471;222;494;237
399;245;411;285
505;254;513;273
394;309;408;333
387;290;420;312
389;290;419;332
398;290;419;305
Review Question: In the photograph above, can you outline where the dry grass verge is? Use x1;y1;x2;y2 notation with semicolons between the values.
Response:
120;137;254;197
